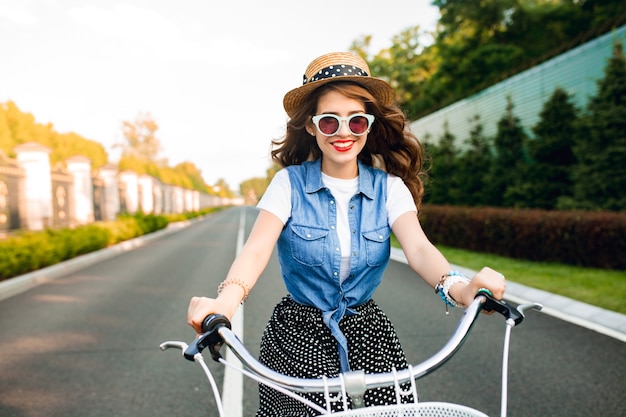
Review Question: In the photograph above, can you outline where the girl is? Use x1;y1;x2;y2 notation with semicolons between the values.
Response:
188;52;506;416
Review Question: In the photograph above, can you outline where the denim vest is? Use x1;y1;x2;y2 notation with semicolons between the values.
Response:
276;159;390;372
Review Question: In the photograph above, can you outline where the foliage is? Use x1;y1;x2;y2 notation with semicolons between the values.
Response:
420;205;626;270
116;112;163;163
118;212;169;235
454;116;493;206
418;40;626;212
0;212;169;281
115;113;233;195
526;88;578;209
51;131;108;169
361;26;437;118
485;97;529;207
0;103;221;194
415;0;625;117
572;39;626;211
239;163;281;203
423;122;460;204
0;101;108;169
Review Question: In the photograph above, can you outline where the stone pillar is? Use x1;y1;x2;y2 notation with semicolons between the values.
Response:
162;184;172;214
173;186;184;213
138;175;154;213
192;190;200;211
184;189;193;212
98;164;120;221
119;171;139;214
66;156;94;225
152;179;163;214
14;142;53;231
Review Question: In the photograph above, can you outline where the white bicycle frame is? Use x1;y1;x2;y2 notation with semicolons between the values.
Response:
161;293;542;417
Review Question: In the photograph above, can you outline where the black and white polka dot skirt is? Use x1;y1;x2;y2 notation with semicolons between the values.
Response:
255;296;411;417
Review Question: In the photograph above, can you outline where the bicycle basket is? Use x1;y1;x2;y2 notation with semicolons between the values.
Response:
326;402;489;417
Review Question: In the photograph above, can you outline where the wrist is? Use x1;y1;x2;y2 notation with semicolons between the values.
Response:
435;270;470;313
214;290;242;319
449;281;474;307
217;278;251;304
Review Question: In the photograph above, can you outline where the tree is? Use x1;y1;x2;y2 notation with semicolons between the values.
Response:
523;88;578;209
456;115;493;206
573;39;626;210
212;178;235;198
485;97;529;207
239;176;269;204
51;131;108;169
410;0;624;118
117;112;163;162
0;106;12;154
360;26;437;118
423;121;459;204
174;161;210;193
428;0;523;110
2;101;53;147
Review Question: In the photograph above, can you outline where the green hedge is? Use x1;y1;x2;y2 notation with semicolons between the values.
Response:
0;207;228;282
420;205;626;270
0;213;168;281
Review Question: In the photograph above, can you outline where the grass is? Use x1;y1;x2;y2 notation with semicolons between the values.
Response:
390;237;626;315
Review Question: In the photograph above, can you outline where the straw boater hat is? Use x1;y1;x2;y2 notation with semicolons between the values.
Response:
283;52;394;117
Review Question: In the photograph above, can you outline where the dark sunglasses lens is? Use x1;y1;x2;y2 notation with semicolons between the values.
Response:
318;116;339;135
349;116;369;134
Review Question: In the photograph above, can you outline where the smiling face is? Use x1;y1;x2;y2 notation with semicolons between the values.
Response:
308;90;369;179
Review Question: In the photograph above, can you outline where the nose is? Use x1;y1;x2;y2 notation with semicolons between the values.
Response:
337;119;352;137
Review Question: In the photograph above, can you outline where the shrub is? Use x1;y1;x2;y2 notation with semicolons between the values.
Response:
420;205;626;270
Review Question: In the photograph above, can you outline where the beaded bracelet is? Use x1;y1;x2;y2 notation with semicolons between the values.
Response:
435;270;470;314
217;278;251;303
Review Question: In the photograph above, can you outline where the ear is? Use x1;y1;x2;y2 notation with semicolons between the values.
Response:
305;121;316;136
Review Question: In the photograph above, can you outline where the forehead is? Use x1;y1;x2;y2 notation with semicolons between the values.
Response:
316;90;366;113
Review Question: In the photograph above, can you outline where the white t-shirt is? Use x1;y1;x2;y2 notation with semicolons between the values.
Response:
257;168;417;280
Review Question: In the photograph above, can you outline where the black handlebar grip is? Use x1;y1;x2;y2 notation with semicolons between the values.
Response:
184;314;232;362
201;314;231;333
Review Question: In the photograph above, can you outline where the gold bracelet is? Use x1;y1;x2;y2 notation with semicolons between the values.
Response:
217;279;251;303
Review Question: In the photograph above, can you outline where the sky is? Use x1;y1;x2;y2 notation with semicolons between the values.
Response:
0;0;439;191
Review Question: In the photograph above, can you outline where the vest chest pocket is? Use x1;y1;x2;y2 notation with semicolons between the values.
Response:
362;226;391;266
289;225;329;267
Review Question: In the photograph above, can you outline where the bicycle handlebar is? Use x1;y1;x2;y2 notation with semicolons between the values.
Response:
177;291;541;394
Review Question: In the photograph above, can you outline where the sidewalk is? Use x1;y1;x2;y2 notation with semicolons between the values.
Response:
0;223;623;342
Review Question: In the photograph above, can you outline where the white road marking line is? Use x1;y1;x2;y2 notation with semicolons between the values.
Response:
222;208;246;417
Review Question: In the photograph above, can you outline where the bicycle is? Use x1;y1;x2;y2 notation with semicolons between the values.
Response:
160;290;542;417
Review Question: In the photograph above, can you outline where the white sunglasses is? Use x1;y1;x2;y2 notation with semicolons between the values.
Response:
311;113;375;136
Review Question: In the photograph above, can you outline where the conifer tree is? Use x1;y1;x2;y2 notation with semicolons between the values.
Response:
573;39;626;210
486;97;529;207
456;115;493;206
424;122;459;204
525;88;578;209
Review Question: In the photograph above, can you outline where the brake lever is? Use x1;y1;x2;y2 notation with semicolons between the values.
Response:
477;290;528;326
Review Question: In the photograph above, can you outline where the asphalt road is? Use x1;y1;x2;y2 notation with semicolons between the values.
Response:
0;206;624;417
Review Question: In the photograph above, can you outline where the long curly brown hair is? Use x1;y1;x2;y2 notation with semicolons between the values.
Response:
271;82;426;209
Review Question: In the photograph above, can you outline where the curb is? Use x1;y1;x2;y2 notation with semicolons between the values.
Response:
0;221;192;302
390;248;626;342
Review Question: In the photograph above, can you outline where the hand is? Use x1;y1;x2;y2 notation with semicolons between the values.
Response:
187;296;237;334
457;267;506;307
470;266;506;298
